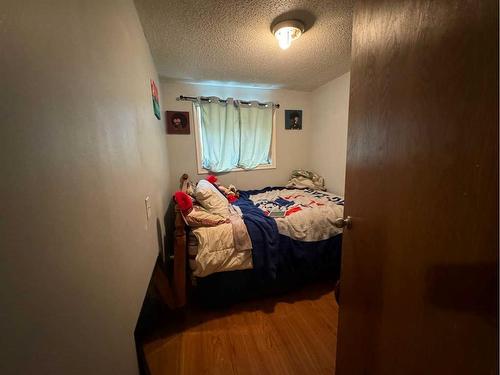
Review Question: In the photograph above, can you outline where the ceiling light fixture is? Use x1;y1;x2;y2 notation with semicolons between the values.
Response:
272;20;305;50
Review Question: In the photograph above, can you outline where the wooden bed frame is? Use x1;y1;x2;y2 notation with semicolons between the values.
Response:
153;174;189;309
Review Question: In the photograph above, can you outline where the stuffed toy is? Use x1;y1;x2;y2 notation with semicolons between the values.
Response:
205;175;240;203
226;194;238;203
174;191;193;213
206;175;218;185
217;184;239;203
228;184;239;195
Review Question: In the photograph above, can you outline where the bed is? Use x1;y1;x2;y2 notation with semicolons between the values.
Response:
166;174;344;307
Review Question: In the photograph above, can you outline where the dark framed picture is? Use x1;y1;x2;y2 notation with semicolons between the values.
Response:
285;110;302;130
166;111;190;134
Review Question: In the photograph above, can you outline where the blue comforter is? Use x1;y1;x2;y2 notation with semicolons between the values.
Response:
235;187;341;280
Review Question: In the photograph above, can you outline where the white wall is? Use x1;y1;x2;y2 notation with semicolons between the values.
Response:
309;72;350;195
0;1;169;374
161;81;312;192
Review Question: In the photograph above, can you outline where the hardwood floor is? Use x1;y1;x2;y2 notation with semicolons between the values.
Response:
142;281;339;375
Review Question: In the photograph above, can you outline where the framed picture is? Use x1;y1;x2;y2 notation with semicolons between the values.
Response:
150;79;161;120
166;111;190;134
285;110;302;130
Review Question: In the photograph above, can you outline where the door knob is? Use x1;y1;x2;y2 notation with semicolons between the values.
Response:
334;216;352;229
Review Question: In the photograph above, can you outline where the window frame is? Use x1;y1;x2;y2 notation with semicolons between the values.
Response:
192;103;277;174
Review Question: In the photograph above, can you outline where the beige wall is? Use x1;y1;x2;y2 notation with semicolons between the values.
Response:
161;81;312;191
309;72;350;195
0;1;169;374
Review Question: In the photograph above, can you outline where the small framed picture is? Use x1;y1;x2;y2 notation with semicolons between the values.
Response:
285;110;302;130
166;111;190;134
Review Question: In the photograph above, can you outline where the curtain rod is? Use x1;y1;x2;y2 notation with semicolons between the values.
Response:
177;95;280;109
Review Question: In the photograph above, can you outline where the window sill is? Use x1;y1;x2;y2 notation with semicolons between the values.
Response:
197;163;276;175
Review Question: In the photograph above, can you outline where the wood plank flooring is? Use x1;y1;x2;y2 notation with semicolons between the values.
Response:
142;281;339;375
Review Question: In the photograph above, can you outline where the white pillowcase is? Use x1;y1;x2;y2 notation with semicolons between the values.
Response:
195;180;229;218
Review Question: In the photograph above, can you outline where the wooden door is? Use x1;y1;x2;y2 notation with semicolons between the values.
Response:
336;1;498;374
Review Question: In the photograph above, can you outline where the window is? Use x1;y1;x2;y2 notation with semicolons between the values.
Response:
193;97;276;173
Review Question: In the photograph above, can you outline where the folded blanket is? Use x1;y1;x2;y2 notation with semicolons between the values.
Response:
286;169;326;191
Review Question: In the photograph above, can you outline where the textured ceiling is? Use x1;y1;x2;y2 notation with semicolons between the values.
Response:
134;0;352;91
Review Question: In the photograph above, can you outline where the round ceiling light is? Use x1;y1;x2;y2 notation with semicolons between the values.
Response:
272;20;305;50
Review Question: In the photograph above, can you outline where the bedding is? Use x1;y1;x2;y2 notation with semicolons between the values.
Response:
286;169;327;191
195;234;342;305
189;186;344;280
190;223;253;277
190;205;252;277
195;179;230;217
248;188;344;241
182;205;228;227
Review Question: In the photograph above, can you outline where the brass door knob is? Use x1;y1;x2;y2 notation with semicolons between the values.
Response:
334;216;352;229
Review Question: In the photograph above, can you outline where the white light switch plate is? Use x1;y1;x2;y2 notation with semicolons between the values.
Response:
145;196;152;221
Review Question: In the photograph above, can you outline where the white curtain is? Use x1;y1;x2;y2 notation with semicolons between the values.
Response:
198;97;240;172
238;101;273;169
196;97;274;172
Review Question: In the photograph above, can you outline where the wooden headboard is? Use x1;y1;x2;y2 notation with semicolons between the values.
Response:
172;174;189;307
152;174;188;309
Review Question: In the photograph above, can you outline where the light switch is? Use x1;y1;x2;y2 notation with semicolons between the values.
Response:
145;196;152;221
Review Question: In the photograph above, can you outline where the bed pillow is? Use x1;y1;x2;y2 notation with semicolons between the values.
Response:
183;205;228;227
196;179;227;201
195;180;229;217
